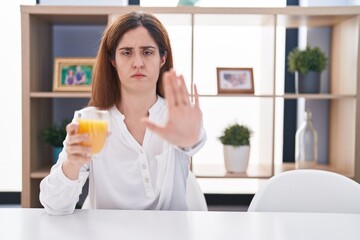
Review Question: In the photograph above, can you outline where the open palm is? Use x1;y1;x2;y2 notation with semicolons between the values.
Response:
142;70;202;148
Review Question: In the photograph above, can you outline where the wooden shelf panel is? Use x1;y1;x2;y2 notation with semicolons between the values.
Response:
199;94;357;99
21;5;360;16
193;164;272;178
30;166;51;179
31;92;91;98
30;92;356;99
275;163;354;178
199;94;274;98
21;5;360;28
279;94;356;99
277;15;354;28
31;163;354;179
193;162;354;179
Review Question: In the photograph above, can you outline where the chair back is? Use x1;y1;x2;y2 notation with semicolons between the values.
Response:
248;169;360;213
186;171;208;211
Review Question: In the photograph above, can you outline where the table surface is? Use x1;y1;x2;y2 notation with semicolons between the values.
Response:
0;208;359;240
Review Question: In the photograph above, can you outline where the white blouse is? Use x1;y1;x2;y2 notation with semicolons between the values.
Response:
39;97;206;215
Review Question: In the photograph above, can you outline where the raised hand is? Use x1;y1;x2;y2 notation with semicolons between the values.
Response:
142;69;202;148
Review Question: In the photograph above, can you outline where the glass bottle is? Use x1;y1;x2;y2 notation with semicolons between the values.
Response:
295;109;318;169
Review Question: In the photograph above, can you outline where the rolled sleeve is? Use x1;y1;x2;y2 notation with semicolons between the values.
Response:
39;162;89;215
176;127;207;156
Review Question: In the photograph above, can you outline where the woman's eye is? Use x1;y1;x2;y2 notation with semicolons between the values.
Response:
143;50;153;56
121;51;132;56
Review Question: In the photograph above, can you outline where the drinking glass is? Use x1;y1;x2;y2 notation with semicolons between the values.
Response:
75;108;110;155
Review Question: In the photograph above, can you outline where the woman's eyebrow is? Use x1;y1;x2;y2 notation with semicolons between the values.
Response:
118;46;157;50
140;46;157;50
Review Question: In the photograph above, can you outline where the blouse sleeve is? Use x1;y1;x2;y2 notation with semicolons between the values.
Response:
39;134;89;215
176;126;207;157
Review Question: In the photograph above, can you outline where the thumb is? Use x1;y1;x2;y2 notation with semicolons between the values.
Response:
141;118;166;138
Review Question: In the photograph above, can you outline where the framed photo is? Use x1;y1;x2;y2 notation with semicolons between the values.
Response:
217;68;254;94
53;58;96;92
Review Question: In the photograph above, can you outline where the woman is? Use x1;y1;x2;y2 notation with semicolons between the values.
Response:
40;12;206;215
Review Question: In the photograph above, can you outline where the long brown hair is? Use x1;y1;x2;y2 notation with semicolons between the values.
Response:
88;12;173;109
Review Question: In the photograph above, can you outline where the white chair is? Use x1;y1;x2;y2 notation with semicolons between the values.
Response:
186;171;208;211
82;171;207;211
248;169;360;213
82;194;90;209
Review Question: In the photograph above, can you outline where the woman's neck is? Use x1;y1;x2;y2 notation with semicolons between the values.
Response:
117;91;157;118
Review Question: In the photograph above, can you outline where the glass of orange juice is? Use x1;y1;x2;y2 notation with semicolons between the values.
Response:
75;109;110;155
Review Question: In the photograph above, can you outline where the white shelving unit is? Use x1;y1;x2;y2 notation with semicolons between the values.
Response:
21;5;360;207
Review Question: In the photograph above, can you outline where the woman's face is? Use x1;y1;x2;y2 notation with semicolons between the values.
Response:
111;26;166;96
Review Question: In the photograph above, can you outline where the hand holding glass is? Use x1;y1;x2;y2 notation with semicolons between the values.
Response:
76;109;110;154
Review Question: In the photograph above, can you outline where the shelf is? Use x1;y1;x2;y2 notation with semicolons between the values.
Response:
275;163;354;178
277;14;354;28
193;162;354;179
279;94;356;99
30;92;356;99
193;164;272;178
29;162;354;180
199;94;357;99
21;5;360;207
21;5;360;16
30;92;91;98
30;166;52;179
199;94;274;98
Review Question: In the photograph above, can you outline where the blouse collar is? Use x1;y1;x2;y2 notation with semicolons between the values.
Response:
109;96;164;121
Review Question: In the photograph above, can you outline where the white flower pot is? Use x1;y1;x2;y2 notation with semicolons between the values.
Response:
223;145;250;173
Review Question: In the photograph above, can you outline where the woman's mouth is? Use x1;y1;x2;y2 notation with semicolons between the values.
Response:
131;73;145;79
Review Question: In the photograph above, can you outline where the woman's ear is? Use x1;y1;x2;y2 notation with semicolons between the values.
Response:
110;59;116;68
160;51;167;68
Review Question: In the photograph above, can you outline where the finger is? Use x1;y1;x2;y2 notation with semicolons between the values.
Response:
67;145;92;156
141;118;166;138
178;75;190;105
67;153;92;163
66;134;89;145
168;70;182;106
193;83;200;109
163;71;176;107
66;122;79;135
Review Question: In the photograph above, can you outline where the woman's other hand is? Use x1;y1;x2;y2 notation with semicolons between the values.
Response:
62;122;92;180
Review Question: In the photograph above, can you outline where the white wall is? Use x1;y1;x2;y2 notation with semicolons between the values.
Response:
0;1;35;192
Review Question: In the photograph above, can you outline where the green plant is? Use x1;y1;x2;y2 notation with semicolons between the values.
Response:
288;46;327;74
218;123;252;146
42;119;70;147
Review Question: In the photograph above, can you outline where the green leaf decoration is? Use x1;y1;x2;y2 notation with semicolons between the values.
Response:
288;46;327;74
42;119;71;147
218;123;252;146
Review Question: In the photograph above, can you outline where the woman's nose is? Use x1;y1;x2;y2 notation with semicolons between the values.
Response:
133;54;144;69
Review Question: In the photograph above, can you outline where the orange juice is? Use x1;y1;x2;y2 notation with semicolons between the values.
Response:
77;119;108;154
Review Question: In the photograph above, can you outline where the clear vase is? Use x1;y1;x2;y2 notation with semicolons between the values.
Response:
295;110;318;168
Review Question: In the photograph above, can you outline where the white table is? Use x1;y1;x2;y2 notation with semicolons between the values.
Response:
0;208;359;240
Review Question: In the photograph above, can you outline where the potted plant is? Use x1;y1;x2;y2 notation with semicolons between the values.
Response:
218;123;253;173
43;119;70;163
287;45;327;93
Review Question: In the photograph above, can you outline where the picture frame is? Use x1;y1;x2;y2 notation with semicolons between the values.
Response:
53;58;96;92
217;67;254;94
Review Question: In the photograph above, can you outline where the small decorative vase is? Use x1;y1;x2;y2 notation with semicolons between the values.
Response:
295;110;318;169
52;147;62;164
223;145;250;173
295;71;321;94
177;0;199;6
